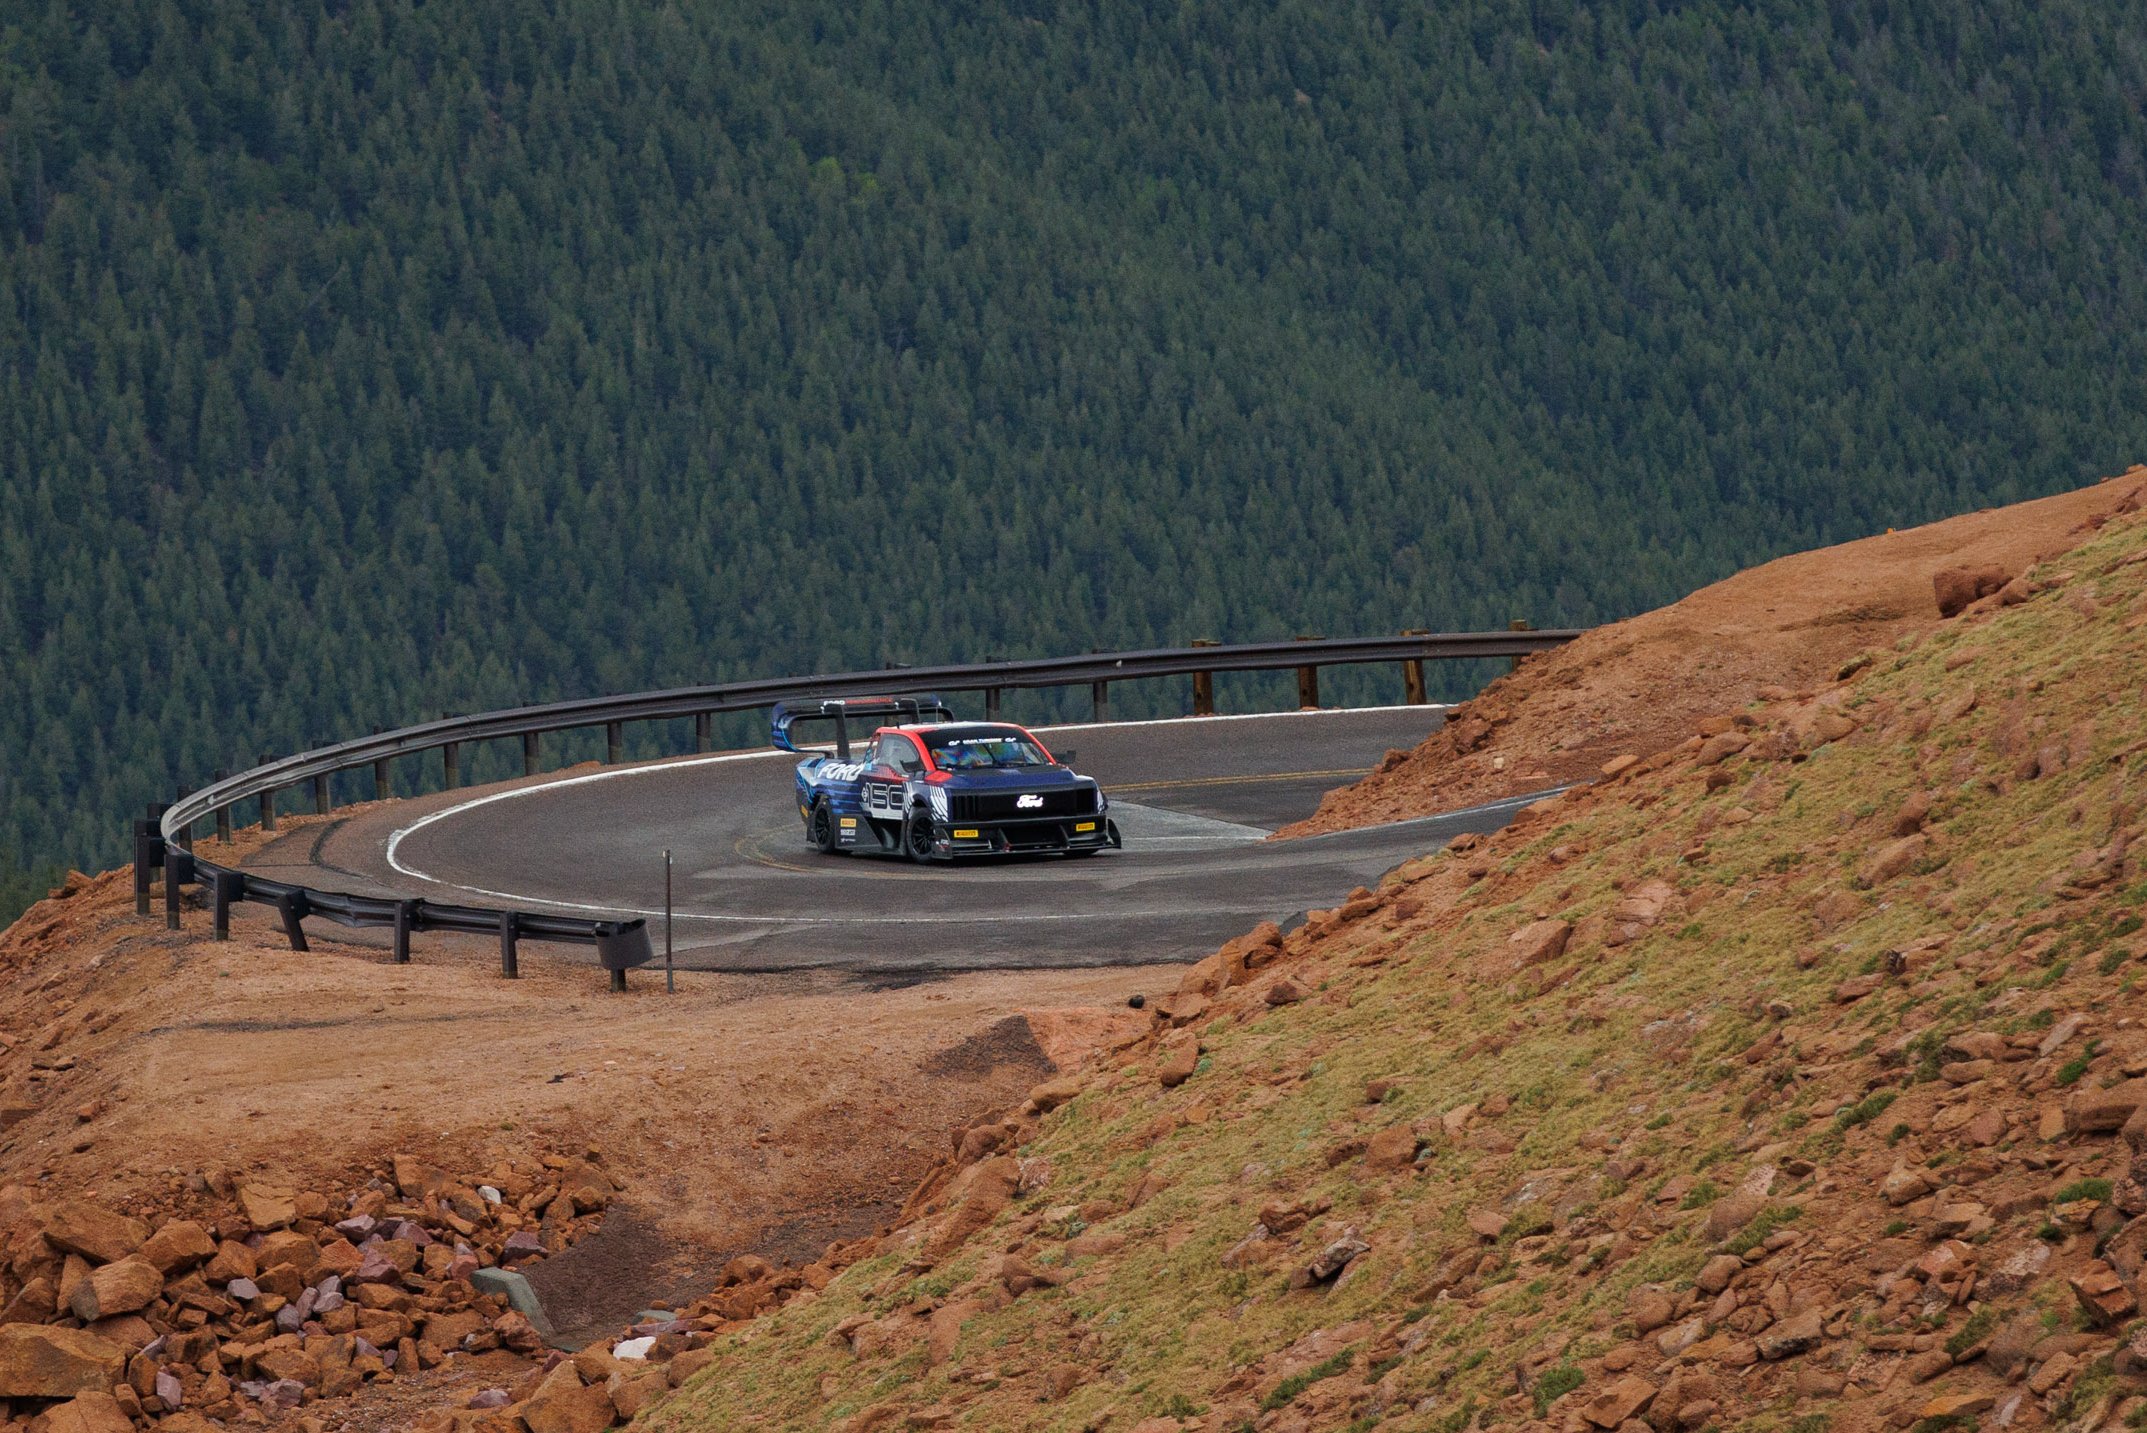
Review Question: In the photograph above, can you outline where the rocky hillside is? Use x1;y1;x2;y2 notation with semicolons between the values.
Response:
1281;469;2146;838
635;487;2147;1430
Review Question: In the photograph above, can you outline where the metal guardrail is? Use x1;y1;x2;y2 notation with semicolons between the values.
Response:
134;626;1578;985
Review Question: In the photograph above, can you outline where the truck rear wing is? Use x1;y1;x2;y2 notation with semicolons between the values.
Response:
770;696;955;758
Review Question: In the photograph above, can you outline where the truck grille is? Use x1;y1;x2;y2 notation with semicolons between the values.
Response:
949;786;1098;822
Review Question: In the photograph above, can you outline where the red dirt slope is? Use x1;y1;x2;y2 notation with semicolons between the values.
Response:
1279;467;2147;837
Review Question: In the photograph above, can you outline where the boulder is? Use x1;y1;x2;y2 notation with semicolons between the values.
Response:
1695;731;1749;766
1177;951;1230;998
41;1202;148;1265
31;1390;132;1433
1605;880;1674;944
254;1345;322;1387
1757;1309;1826;1361
1508;919;1572;968
1155;1036;1201;1089
1892;792;1933;836
1702;1192;1765;1246
2067;1079;2147;1135
1695;1255;1743;1295
1580;1374;1657;1428
1627;1287;1675;1335
67;1258;161;1322
1362;1125;1417;1173
1264;976;1307;1006
1918;1392;1997;1420
1026;1075;1084;1114
1218;922;1284;984
1934;565;2011;617
1304;1231;1368;1282
138;1220;215;1274
2071;1262;2137;1325
392;1154;450;1199
0;1324;126;1398
238;1184;297;1230
521;1363;618;1433
1881;1165;1931;1205
1861;834;1927;886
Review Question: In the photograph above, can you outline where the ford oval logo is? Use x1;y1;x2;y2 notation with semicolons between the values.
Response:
1016;793;1044;809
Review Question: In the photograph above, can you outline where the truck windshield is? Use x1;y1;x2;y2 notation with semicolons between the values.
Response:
923;728;1054;770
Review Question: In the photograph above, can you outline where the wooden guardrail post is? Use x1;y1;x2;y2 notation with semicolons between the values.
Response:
133;816;161;916
1295;635;1321;709
695;713;712;754
1190;639;1217;716
164;847;192;931
607;721;623;766
312;773;330;816
500;911;520;978
213;770;232;844
1090;680;1109;723
393;900;416;964
522;732;540;778
372;729;391;799
258;753;277;831
1400;629;1428;705
1509;619;1532;673
276;892;309;951
984;688;1002;720
211;869;241;941
443;739;459;789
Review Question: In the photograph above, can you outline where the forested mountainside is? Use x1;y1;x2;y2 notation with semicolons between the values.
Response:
6;0;2147;916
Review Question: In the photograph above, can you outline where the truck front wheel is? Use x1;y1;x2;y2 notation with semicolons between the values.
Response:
902;807;938;863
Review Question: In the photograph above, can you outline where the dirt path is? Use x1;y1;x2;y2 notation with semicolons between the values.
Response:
0;865;1162;1317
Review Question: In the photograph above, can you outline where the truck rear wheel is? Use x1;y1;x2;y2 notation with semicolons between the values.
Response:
808;799;845;855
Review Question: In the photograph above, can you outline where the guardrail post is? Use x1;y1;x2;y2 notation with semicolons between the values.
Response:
213;769;232;844
1190;639;1217;716
276;892;310;951
443;740;459;789
312;773;331;815
163;848;193;932
500;911;520;978
1090;680;1108;723
372;730;391;799
174;788;194;852
1400;629;1429;705
1295;635;1321;709
694;714;712;754
1508;619;1532;673
607;721;623;766
393;900;416;964
609;967;627;994
133;819;162;917
984;688;1002;721
522;732;540;778
258;753;277;831
211;869;242;941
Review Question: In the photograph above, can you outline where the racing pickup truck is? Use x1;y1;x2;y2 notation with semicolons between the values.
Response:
771;696;1121;861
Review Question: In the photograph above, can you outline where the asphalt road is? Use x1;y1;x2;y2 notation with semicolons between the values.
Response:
267;707;1549;973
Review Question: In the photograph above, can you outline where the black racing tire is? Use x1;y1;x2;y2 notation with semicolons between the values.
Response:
902;807;938;863
807;799;844;855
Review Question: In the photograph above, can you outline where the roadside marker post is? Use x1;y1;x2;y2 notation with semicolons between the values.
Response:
664;849;675;994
